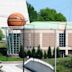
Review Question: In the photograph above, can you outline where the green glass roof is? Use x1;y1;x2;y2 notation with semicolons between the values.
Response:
24;21;72;29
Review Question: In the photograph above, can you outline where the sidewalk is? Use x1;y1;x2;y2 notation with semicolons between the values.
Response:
0;63;23;72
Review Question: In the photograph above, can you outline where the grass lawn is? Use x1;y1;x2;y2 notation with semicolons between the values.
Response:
0;56;23;61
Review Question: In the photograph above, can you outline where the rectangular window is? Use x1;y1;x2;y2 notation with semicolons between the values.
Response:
59;33;66;47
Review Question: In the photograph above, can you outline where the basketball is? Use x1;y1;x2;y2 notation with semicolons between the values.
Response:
7;12;26;26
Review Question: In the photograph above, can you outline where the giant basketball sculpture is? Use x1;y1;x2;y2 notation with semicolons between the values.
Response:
7;12;26;26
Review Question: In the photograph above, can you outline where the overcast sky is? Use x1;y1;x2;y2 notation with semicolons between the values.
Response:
27;0;72;21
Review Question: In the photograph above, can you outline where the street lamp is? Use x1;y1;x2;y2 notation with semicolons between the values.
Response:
55;29;56;72
22;24;35;72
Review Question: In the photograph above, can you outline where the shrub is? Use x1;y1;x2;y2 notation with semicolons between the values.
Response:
53;47;61;58
36;45;43;59
0;47;7;56
47;46;52;58
57;47;61;58
53;48;55;58
43;51;47;59
31;46;36;58
27;50;32;58
19;46;26;58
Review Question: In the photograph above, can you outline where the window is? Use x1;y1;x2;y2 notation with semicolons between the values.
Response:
59;33;66;47
8;33;21;54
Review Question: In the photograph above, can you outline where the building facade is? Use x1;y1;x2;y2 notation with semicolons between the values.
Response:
22;22;72;56
7;29;22;55
7;22;72;55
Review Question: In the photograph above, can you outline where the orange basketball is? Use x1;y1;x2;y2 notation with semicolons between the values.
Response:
7;12;26;26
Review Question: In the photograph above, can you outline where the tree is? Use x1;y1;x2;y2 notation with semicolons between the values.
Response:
57;47;61;58
27;50;32;58
19;46;26;58
47;46;52;58
27;3;38;22
27;3;66;22
0;30;4;40
53;48;55;58
53;47;61;58
43;51;47;59
55;13;66;21
37;8;66;21
36;45;43;59
31;46;36;58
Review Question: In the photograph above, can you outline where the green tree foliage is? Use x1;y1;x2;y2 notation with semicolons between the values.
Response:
55;13;66;21
36;45;43;59
31;46;36;58
47;46;52;58
53;47;61;58
27;50;32;58
53;48;55;58
43;51;47;59
64;58;72;69
27;2;38;22
38;8;66;21
0;30;4;40
27;2;67;22
19;46;26;58
0;47;7;56
57;47;61;58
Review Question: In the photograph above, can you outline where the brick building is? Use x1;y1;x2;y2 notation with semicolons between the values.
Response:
23;22;72;55
7;21;72;55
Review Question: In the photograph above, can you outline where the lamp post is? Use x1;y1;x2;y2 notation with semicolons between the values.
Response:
22;24;35;72
55;29;56;72
49;28;57;72
22;26;25;72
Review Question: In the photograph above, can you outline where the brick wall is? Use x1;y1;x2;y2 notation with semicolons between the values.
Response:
23;31;40;47
42;33;56;47
68;33;72;47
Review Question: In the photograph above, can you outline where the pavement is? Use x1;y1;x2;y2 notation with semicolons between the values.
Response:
0;62;24;72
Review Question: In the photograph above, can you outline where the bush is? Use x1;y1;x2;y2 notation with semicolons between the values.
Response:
43;51;47;59
31;46;36;58
53;47;61;58
53;48;55;58
0;47;7;56
36;45;43;59
19;46;26;58
64;58;72;68
47;46;52;58
27;50;32;58
57;47;61;58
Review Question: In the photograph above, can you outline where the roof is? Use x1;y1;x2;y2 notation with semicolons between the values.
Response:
17;58;54;72
24;21;72;30
1;21;72;30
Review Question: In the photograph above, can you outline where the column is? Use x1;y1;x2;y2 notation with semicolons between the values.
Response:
40;32;42;49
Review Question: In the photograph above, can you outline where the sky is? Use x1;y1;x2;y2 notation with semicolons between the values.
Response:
27;0;72;21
